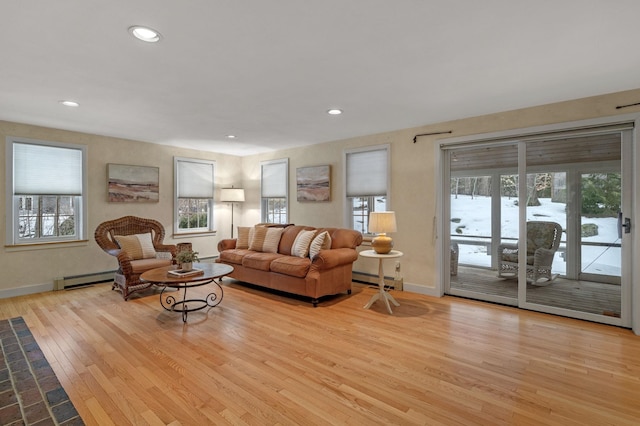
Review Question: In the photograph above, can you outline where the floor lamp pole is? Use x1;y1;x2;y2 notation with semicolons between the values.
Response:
230;202;235;238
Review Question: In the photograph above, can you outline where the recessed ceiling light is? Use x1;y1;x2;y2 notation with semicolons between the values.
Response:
226;135;236;139
59;100;79;107
128;25;161;43
327;109;343;115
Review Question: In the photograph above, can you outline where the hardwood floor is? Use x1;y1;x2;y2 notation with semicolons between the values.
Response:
1;280;640;425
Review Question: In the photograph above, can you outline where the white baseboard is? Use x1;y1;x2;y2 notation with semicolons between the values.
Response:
0;282;53;299
403;281;441;297
353;270;441;297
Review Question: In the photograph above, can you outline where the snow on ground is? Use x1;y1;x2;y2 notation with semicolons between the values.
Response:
450;195;621;275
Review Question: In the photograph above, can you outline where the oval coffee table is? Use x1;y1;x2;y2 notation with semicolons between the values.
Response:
140;262;234;322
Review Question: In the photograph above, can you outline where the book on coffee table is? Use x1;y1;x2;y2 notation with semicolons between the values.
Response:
167;268;204;278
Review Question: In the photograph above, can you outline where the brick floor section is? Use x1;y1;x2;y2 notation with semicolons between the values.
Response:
0;317;84;426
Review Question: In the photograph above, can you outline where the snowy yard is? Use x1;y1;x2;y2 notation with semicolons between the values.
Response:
450;195;621;275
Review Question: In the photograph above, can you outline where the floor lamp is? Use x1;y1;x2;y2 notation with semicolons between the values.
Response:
220;187;245;238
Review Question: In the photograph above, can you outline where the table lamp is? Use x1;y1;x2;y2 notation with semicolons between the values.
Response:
220;187;245;238
368;211;397;254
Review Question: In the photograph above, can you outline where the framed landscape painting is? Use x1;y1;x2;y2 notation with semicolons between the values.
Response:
296;165;330;202
108;163;159;202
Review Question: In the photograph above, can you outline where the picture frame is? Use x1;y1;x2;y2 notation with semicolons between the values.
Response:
107;163;159;202
296;165;330;202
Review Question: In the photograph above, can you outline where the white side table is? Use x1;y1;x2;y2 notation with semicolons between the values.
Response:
359;249;403;314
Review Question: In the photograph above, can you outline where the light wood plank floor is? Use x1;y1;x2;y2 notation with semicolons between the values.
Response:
1;280;639;425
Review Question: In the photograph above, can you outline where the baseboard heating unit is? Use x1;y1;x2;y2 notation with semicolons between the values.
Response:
352;271;403;291
54;271;116;290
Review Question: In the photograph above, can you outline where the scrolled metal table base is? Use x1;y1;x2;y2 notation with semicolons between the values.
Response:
159;278;224;323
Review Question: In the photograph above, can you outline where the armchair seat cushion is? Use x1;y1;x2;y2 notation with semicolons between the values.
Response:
502;253;534;264
130;258;172;274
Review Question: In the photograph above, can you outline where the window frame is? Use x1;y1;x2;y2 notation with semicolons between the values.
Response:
344;144;390;235
174;157;216;235
5;137;87;246
260;158;289;224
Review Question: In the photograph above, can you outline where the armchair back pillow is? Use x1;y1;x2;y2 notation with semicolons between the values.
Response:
114;233;157;259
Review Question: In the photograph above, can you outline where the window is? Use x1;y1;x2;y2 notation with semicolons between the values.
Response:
345;145;389;234
7;138;86;244
175;157;215;233
261;159;288;224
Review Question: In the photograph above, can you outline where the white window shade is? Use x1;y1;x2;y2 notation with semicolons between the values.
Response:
346;147;388;197
177;160;214;198
14;143;83;195
261;160;287;197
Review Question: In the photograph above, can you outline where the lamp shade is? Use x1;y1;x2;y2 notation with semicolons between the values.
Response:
368;211;397;234
220;188;245;202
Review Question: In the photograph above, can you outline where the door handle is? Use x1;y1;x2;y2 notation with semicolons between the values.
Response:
618;212;631;236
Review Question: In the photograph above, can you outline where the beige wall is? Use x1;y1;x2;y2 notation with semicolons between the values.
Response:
2;87;640;298
240;87;640;293
1;121;242;296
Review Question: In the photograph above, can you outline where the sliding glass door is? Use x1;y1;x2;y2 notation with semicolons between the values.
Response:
447;144;519;306
444;127;632;327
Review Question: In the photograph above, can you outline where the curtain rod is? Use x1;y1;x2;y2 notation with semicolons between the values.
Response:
413;131;452;143
616;101;640;110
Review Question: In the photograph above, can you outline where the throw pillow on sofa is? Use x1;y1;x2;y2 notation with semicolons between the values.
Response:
236;226;252;249
291;229;316;258
309;231;332;259
249;227;284;253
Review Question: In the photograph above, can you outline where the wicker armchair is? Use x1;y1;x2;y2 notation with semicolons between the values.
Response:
498;221;563;284
95;216;177;300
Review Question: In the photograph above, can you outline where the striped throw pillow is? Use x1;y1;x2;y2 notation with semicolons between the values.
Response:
236;227;251;249
309;231;332;260
291;230;316;258
249;227;284;253
114;233;157;260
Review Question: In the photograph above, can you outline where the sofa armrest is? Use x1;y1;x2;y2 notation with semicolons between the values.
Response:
311;248;359;270
217;239;237;252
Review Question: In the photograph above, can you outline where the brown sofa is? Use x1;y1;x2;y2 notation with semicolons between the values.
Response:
216;225;363;306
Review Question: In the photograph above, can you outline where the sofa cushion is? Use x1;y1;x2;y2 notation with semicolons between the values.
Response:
249;227;284;253
219;249;253;265
309;231;332;259
236;227;252;249
115;233;156;260
130;258;172;274
291;229;316;258
270;256;312;278
242;252;286;271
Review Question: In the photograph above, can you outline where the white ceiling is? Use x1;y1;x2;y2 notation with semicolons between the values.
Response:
2;1;640;156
